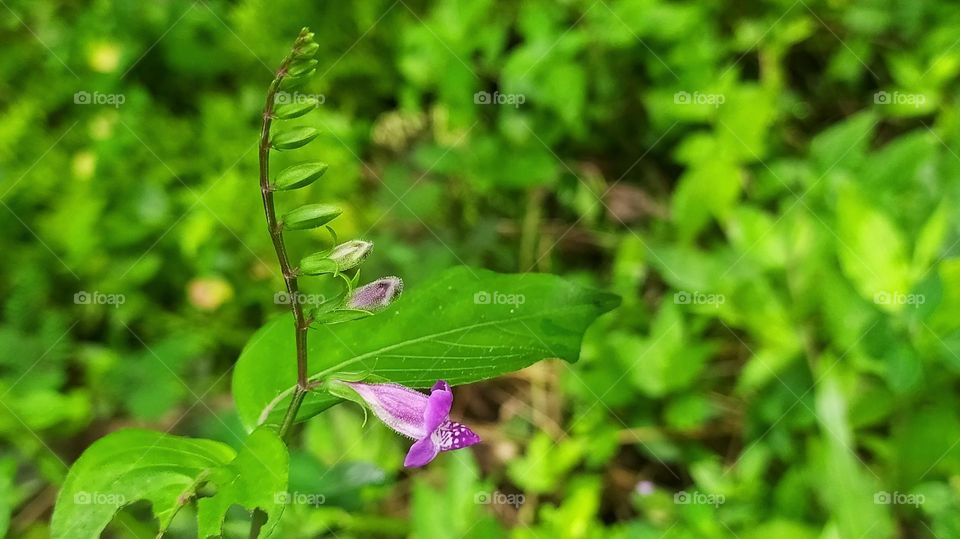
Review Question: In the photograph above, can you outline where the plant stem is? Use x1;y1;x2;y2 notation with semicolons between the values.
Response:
250;28;313;539
257;30;314;440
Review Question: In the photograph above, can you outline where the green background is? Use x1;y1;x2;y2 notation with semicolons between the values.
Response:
2;0;959;537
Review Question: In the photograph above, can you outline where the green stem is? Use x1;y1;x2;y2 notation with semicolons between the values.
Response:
250;27;314;539
278;387;307;439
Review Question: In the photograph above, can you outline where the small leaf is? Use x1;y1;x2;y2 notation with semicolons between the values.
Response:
282;204;342;230
293;42;319;59
313;309;374;325
288;59;318;77
273;162;328;190
299;255;338;275
271;127;319;150
274;100;318;120
233;266;620;429
280;71;315;89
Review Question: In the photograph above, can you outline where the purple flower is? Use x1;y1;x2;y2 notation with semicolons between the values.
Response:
347;276;403;311
342;379;480;467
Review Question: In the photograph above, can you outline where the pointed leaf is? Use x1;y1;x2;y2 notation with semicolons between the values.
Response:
273;162;328;190
282;204;342;230
274;100;318;120
287;59;318;77
280;72;315;90
233;266;620;430
271;127;318;150
293;42;319;59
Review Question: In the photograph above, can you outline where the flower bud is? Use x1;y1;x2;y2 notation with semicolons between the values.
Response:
347;276;403;311
301;240;373;275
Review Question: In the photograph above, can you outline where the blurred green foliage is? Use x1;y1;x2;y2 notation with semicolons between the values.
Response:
2;0;960;537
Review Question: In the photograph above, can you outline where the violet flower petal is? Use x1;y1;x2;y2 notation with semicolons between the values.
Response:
404;437;440;468
423;380;453;433
437;421;481;451
341;379;480;468
347;276;403;310
344;381;428;440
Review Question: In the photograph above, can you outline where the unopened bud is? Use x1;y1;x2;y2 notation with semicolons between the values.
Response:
300;240;373;275
347;276;403;311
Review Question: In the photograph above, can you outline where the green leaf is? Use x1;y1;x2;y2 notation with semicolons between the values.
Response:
51;428;287;539
411;451;504;539
196;429;288;538
809;112;876;174
672;159;742;241
271;127;319;150
287;59;318;77
0;458;13;538
51;429;232;538
273;101;319;120
913;201;949;277
836;184;912;312
813;374;894;539
280;72;316;89
273;162;328;190
233;266;619;430
282;204;342;230
293;42;319;59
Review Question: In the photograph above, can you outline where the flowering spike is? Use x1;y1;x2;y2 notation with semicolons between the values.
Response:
339;379;480;467
347;276;403;311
